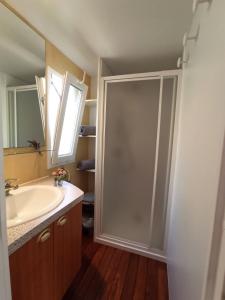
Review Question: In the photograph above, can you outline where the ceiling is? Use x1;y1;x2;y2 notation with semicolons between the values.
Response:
6;0;193;76
0;4;45;83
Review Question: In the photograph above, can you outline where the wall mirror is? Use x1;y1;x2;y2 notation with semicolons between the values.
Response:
0;4;46;150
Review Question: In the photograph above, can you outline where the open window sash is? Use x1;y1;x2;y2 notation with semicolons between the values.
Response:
52;72;87;166
46;67;64;168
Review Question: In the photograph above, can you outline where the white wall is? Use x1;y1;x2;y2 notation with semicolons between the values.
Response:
167;1;225;299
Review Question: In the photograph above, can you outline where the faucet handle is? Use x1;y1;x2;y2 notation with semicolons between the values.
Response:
5;179;19;196
5;178;19;188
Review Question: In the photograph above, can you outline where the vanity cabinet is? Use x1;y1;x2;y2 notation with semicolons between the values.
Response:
9;225;54;300
9;202;82;300
54;202;81;300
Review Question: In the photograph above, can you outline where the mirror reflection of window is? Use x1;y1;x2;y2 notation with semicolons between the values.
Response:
5;86;45;148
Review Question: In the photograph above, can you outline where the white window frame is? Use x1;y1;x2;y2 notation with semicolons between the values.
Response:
52;72;87;165
46;67;64;169
47;69;87;167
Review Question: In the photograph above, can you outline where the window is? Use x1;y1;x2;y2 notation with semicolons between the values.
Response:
47;68;87;167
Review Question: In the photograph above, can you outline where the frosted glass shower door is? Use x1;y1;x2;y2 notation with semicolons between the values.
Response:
102;79;161;246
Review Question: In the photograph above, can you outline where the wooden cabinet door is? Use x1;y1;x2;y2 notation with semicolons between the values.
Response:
9;225;54;300
54;202;82;300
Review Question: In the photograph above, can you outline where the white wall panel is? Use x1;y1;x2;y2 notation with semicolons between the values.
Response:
167;1;225;299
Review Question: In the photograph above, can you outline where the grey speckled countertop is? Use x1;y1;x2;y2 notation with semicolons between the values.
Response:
7;177;84;255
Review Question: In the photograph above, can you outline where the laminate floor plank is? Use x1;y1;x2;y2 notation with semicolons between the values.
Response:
133;256;148;300
120;253;139;300
108;250;130;300
76;246;107;299
157;262;169;300
145;259;159;300
100;249;123;299
84;247;115;300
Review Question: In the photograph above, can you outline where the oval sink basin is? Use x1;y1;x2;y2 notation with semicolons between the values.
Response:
6;185;64;228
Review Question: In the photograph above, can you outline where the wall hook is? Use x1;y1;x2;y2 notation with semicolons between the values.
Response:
183;26;200;47
192;0;212;13
177;55;189;69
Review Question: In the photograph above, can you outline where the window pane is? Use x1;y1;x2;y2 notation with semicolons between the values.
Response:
58;84;82;156
48;72;63;150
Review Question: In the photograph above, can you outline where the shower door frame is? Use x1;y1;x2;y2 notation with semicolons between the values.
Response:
95;69;182;262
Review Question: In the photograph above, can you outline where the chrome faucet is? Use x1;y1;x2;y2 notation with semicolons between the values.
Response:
5;178;19;196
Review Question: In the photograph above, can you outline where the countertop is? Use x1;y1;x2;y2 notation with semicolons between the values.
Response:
7;177;84;255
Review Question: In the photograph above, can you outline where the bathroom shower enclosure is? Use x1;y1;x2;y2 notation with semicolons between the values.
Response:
95;68;181;261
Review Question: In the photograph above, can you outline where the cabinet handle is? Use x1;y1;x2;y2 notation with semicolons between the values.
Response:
57;216;67;226
37;228;51;243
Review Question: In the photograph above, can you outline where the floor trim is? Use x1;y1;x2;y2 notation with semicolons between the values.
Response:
95;235;166;263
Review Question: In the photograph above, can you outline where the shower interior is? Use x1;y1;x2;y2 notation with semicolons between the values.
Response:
95;61;180;260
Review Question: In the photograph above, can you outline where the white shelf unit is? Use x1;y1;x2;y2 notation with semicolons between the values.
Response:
80;98;97;232
79;135;96;138
87;98;96;194
76;168;96;173
85;99;97;107
88;169;96;173
78;97;97;189
77;99;97;175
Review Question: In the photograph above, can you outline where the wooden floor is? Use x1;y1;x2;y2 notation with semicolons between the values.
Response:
63;234;169;300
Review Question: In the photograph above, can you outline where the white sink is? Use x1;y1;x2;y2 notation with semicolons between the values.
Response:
6;185;64;228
